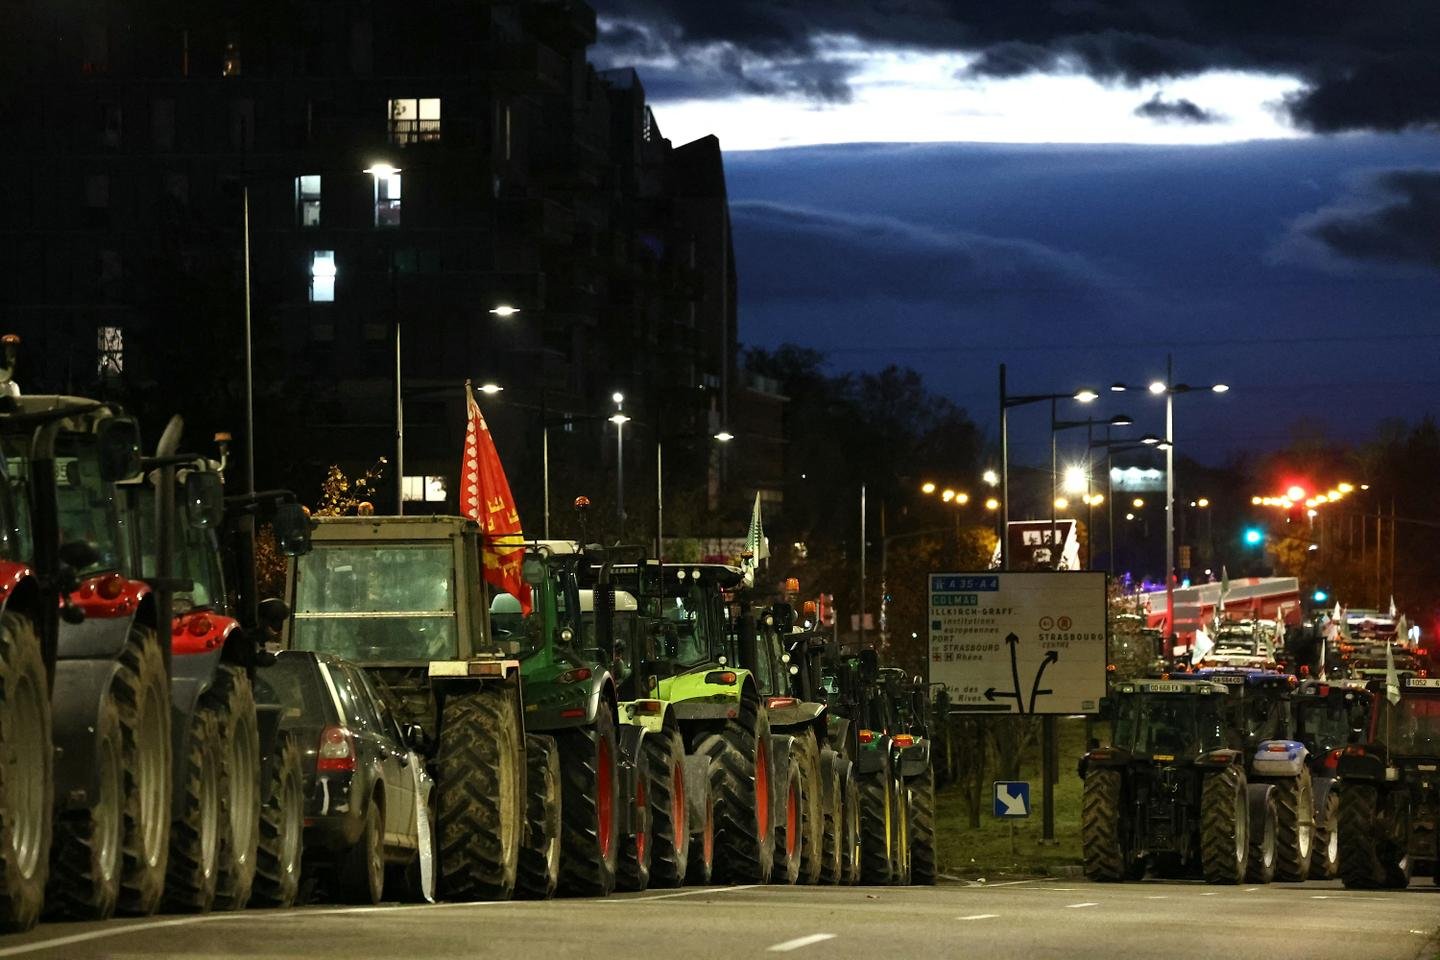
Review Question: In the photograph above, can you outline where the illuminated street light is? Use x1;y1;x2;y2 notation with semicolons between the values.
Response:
609;413;630;426
955;493;970;505
985;497;1000;511
1073;389;1100;403
612;391;625;404
1338;482;1354;494
982;470;999;487
1211;384;1230;393
713;431;734;442
1062;465;1088;495
1132;497;1145;508
1197;497;1210;508
1054;497;1069;510
941;489;955;503
477;382;504;395
921;481;936;494
1286;485;1306;501
1148;380;1167;395
489;305;520;318
1126;512;1136;520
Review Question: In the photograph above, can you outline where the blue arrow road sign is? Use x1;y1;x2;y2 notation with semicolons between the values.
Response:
993;781;1030;818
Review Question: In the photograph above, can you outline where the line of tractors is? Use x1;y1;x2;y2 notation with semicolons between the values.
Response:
1081;664;1440;889
0;344;939;933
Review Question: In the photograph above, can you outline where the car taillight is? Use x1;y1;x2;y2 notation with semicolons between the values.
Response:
317;725;355;772
858;729;876;744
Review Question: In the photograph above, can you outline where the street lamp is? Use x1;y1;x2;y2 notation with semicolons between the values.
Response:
477;382;504;395
982;470;999;487
364;162;405;512
489;305;520;318
1050;411;1132;570
1111;358;1229;653
610;392;628;534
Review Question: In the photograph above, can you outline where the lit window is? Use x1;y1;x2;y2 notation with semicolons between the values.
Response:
374;172;401;227
402;476;448;503
97;326;123;376
296;175;321;227
388;97;440;145
310;250;336;302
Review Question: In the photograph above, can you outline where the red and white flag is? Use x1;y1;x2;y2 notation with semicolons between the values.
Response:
460;381;531;613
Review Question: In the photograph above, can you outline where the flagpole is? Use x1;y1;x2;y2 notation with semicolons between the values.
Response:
859;484;867;651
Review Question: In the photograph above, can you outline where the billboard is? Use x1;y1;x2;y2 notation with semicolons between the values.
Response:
929;571;1108;715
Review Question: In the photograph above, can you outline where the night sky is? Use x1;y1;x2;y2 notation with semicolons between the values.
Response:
590;1;1440;465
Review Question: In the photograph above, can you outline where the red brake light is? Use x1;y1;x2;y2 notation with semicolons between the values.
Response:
704;671;738;685
97;573;125;601
1318;683;1330;697
316;726;355;773
1324;750;1340;771
893;734;915;748
187;615;214;637
559;708;586;719
1416;648;1429;656
1264;743;1290;753
858;729;876;745
557;667;593;684
767;697;797;709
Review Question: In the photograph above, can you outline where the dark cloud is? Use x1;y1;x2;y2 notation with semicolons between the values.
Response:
1292;169;1440;270
1134;92;1220;124
590;1;1440;133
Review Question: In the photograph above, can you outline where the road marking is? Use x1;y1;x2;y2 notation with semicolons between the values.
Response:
612;884;761;903
1144;895;1168;900
1310;895;1391;901
1065;902;1099;909
1200;891;1219;896
958;914;999;921
767;933;837;953
1245;887;1260;892
960;878;1050;888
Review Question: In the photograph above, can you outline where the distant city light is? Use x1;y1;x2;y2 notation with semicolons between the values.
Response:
921;481;936;494
982;470;999;486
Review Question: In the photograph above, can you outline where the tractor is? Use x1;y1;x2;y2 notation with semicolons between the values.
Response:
285;516;526;901
1335;676;1440;888
879;667;938;885
1291;678;1371;880
1080;677;1252;883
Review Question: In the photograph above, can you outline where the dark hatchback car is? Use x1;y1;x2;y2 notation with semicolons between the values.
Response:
259;651;432;904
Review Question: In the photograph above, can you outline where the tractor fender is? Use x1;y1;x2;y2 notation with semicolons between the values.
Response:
1335;747;1387;782
682;752;712;836
616;720;646;835
66;575;150;644
766;698;826;730
1311;775;1337;817
898;739;931;779
1252;740;1308;778
769;733;796;827
1246;782;1276;837
55;609;139;661
826;715;852;762
818;746;840;810
50;657;125;812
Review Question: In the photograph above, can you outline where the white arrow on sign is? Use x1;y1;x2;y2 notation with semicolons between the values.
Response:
998;784;1027;816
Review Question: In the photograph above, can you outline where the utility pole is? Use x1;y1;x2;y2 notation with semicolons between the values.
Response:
859;483;868;651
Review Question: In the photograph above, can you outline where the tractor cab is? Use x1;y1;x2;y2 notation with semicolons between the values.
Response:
1102;678;1235;762
1292;679;1371;766
1191;668;1297;752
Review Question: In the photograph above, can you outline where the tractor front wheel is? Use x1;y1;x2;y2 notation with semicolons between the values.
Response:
909;767;936;886
1245;788;1278;884
1272;769;1315;882
771;750;803;885
1308;788;1339;881
557;708;620;896
645;730;689;888
1200;765;1249;885
211;666;261;910
817;753;842;885
698;698;774;884
857;751;894;885
1081;767;1127;881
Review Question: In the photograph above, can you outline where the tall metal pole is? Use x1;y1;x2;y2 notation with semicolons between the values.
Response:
242;185;255;495
656;440;664;561
542;425;551;539
394;270;404;516
1107;446;1116;579
1050;398;1058;569
859;483;868;650
1085;421;1094;570
999;364;1009;571
1164;353;1175;657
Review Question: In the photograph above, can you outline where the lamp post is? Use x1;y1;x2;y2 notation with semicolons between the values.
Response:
1089;434;1166;578
998;364;1099;570
609;392;629;537
655;425;733;563
363;162;405;513
1050;411;1132;570
1109;357;1228;655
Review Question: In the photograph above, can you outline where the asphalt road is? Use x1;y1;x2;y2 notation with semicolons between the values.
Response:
1;878;1435;960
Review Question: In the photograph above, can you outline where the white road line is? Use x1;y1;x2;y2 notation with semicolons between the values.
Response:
960;878;1050;888
1310;895;1391;901
1245;887;1260;892
958;914;1000;921
610;884;761;903
1144;896;1168;900
1200;891;1219;896
767;933;838;953
1065;902;1099;909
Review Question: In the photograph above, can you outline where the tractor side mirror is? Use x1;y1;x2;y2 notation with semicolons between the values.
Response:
257;597;290;632
273;502;312;556
96;417;142;483
183;470;224;528
521;554;546;587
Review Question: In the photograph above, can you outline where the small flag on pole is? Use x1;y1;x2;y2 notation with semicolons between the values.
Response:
1389;596;1398;619
460;381;531;613
1385;633;1402;705
742;492;768;587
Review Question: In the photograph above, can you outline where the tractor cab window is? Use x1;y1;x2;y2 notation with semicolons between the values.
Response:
1114;693;1226;756
1383;696;1440;758
3;431;130;576
0;460;30;563
127;485;227;612
657;590;708;667
1295;694;1368;756
1237;692;1287;748
291;542;457;661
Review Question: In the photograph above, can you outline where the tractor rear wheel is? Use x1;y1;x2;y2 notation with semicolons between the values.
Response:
211;666;260;910
116;626;171;916
858;751;895;885
617;754;653;892
45;692;122;920
818;754;842;885
909;767;936;885
698;698;774;884
1272;769;1315;882
517;734;561;899
840;764;862;885
685;755;715;885
0;612;50;932
645;730;689;888
1245;788;1278;884
892;778;911;885
1339;784;1384;888
557;707;619;896
164;708;226;912
1081;768;1126;881
1200;765;1248;884
771;750;803;884
791;733;824;885
436;685;524;901
250;733;303;908
1309;788;1339;881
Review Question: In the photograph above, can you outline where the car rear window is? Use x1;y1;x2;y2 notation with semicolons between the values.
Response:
257;654;331;726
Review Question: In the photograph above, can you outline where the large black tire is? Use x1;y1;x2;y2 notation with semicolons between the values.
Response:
116;625;171;916
698;698;775;884
1200;765;1249;884
340;793;385;904
858;751;895;884
210;666;260;910
164;708;225;912
435;685;524;901
0;611;50;932
1081;768;1126;881
685;754;715;885
250;733;303;908
839;764;862;885
1244;789;1278;884
771;750;803;884
909;767;936;885
791;732;824;885
1339;784;1384;889
1309;788;1340;881
557;707;619;896
817;753;842;885
617;750;653;892
1379;790;1411;889
45;693;123;919
1272;769;1315;882
645;729;689;888
891;777;911;885
516;734;561;900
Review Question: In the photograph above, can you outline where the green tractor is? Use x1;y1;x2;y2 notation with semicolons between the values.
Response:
879;667;938;885
285;516;526;901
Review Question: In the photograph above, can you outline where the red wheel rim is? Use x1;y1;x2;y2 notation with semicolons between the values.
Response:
785;781;799;860
755;739;770;836
598;735;615;860
635;776;648;863
673;762;686;845
703;798;714;867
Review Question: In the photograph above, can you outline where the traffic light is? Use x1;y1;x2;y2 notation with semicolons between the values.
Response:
1243;527;1265;547
1313;588;1329;603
